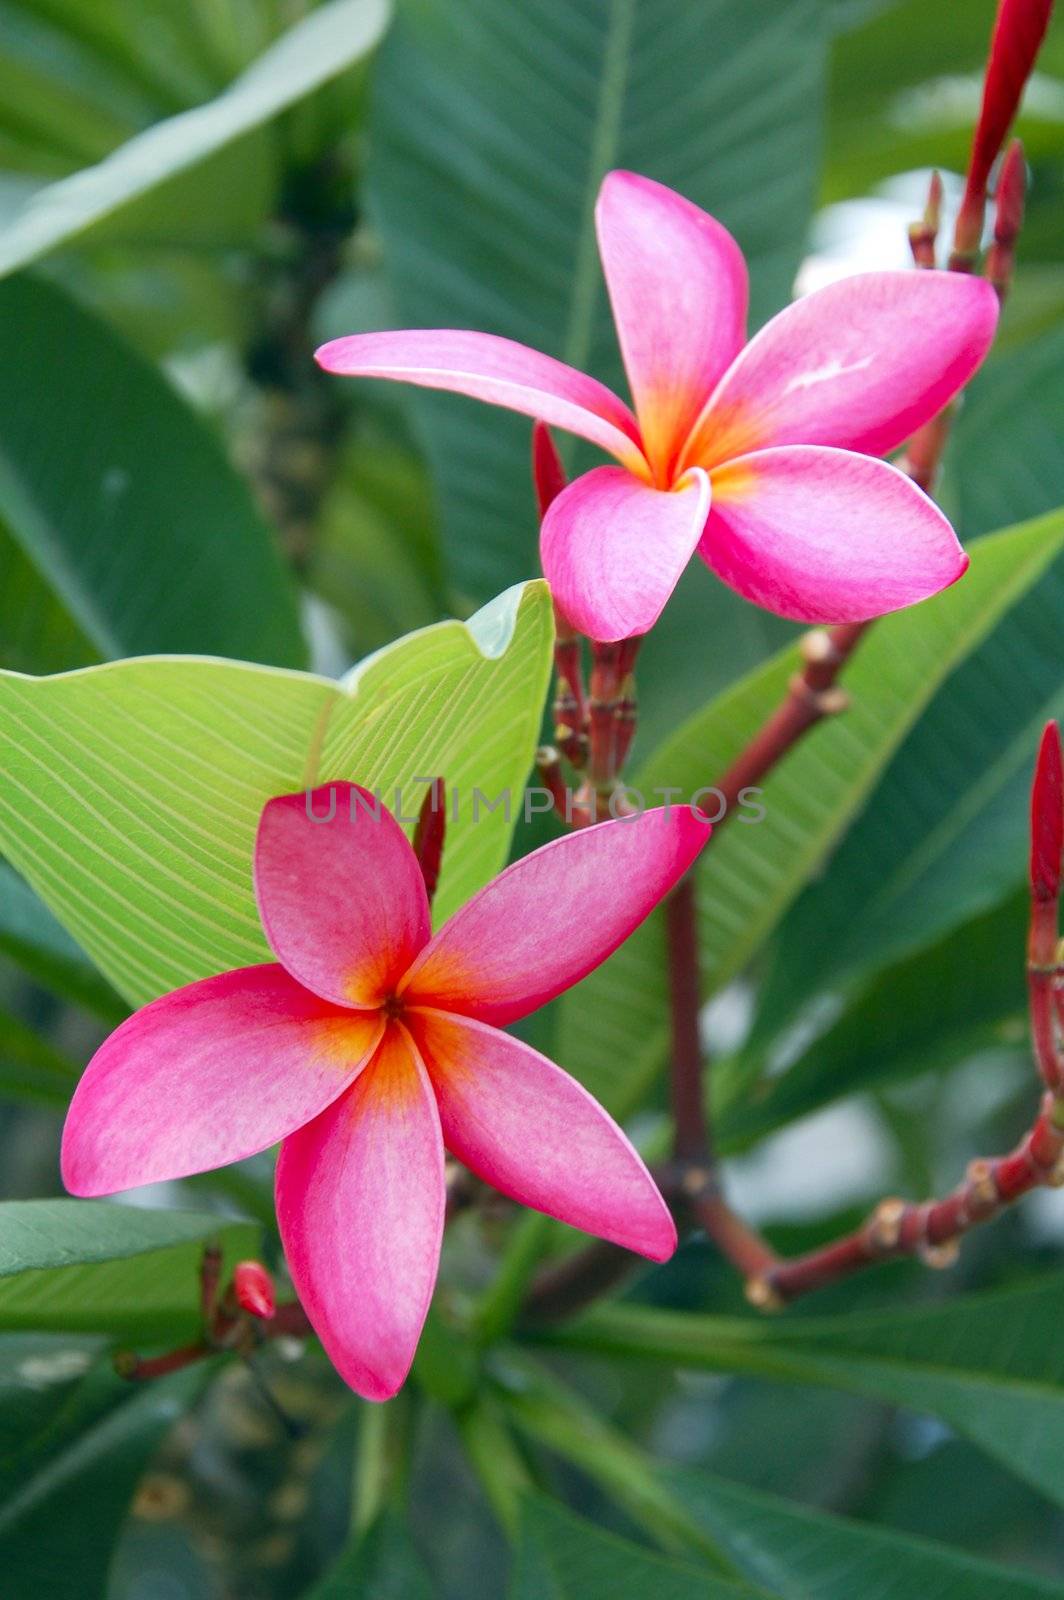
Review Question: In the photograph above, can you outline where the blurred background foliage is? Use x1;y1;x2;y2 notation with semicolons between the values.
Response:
0;0;1063;1595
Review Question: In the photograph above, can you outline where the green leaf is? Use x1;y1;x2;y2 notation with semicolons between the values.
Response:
0;581;552;1007
0;273;304;666
745;240;1064;1051
538;1274;1064;1508
556;508;1064;1115
306;1511;436;1599
0;1199;258;1341
369;0;825;605
0;0;391;272
661;1469;1064;1600
0;864;125;1020
0;1006;79;1108
510;1497;761;1600
0;1336;210;1600
0;521;98;675
722;889;1029;1145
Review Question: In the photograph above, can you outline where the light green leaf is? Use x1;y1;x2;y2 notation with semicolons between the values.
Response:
0;0;391;273
557;508;1064;1114
538;1273;1064;1507
662;1469;1064;1600
369;0;825;605
0;1337;210;1600
0;273;305;667
0;1199;258;1341
0;581;553;1007
510;1496;762;1600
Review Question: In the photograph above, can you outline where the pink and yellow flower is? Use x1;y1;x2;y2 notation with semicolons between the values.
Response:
62;785;709;1399
317;171;999;643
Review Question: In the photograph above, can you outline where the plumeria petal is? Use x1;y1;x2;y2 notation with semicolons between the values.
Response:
596;170;747;479
255;784;430;1009
314;329;646;473
540;465;711;642
409;1009;676;1260
275;1024;445;1402
61;965;383;1195
680;271;999;470
401;806;710;1025
700;445;968;622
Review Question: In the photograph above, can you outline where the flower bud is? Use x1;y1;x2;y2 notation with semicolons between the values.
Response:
954;0;1052;261
233;1260;276;1320
531;420;567;518
1030;720;1063;905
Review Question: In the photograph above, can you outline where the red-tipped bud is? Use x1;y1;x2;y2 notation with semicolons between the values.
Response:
994;137;1027;244
956;0;1053;257
413;777;446;902
234;1261;276;1321
1030;720;1063;904
532;421;567;518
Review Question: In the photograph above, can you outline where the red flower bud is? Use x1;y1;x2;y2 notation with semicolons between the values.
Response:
994;137;1027;245
1030;720;1063;905
413;778;446;902
955;0;1053;258
531;421;567;518
234;1261;276;1320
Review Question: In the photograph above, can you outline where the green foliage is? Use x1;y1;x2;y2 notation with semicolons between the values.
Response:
308;1512;435;1599
662;1470;1064;1600
0;581;552;1006
0;1200;258;1341
0;0;390;270
558;507;1064;1114
0;273;304;665
369;0;825;604
0;0;1061;1592
0;1339;210;1600
542;1272;1064;1508
510;1497;755;1600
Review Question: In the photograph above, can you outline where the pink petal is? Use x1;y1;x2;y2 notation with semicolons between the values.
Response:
700;445;968;622
400;806;710;1025
596;171;747;480
540;465;711;642
681;271;999;469
61;965;383;1195
255;784;430;1009
410;1008;676;1260
314;328;646;473
275;1024;444;1401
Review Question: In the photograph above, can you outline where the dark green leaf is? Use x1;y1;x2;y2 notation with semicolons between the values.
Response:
0;1334;209;1600
722;889;1028;1143
0;864;125;1021
306;1511;436;1599
662;1469;1064;1600
369;0;825;604
0;1199;259;1342
539;1274;1064;1507
0;1005;79;1108
510;1496;762;1600
0;273;305;665
556;508;1064;1115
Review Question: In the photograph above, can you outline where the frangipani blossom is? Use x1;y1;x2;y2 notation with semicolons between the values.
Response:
62;785;709;1400
316;171;1000;643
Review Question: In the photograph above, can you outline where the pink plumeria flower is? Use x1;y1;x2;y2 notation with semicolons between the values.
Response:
62;784;709;1400
316;171;999;643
